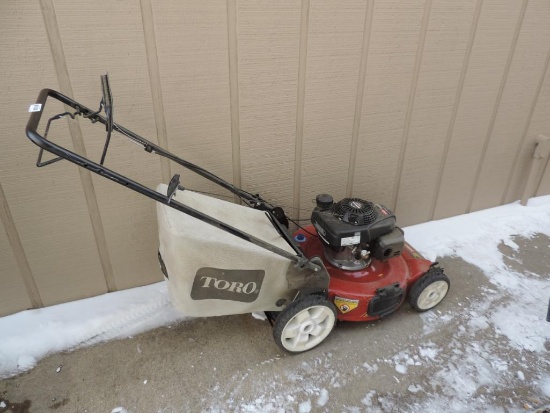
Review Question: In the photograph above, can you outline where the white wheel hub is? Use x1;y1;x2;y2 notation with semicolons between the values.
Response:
281;305;335;352
417;280;449;310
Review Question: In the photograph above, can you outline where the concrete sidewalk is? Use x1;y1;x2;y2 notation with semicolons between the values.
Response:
1;234;549;413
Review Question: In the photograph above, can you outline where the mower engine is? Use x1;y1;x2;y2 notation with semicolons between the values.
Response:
311;194;405;271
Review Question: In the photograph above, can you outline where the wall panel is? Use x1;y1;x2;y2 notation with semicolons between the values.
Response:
395;0;477;226
237;0;301;210
508;59;550;202
2;0;550;315
300;0;368;217
433;0;523;219
0;1;106;310
55;0;164;290
153;1;234;196
352;0;426;208
0;222;32;314
471;0;550;212
536;156;550;198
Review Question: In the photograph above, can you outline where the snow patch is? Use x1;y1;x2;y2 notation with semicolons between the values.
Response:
540;376;550;397
361;390;376;407
316;389;329;407
408;384;423;394
362;362;379;373
418;346;439;361
17;355;36;371
0;282;189;378
395;364;407;375
517;371;525;381
490;289;549;352
502;238;519;250
251;312;267;321
298;399;311;413
467;315;489;332
407;197;550;352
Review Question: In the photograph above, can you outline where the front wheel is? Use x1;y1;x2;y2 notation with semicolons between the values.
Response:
409;268;450;312
273;295;336;353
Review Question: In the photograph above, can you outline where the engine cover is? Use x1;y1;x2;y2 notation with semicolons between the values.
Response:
310;196;405;262
311;197;397;247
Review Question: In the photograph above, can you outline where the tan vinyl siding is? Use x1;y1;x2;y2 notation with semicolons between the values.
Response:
1;0;549;315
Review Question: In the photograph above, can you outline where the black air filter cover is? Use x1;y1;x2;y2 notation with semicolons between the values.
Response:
316;194;334;211
311;196;397;247
332;198;377;225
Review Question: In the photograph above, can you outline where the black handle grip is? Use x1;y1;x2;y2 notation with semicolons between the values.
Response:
26;88;51;146
26;88;110;156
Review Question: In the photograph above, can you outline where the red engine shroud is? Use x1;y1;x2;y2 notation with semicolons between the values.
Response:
294;225;433;322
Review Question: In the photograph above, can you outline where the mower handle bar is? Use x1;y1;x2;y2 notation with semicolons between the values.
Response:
26;86;319;272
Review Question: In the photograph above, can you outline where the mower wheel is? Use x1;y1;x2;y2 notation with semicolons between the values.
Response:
409;268;450;312
273;295;336;353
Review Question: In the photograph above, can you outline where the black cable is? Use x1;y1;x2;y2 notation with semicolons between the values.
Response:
83;102;103;121
183;187;236;200
181;186;262;211
287;217;318;237
277;205;316;212
184;187;316;224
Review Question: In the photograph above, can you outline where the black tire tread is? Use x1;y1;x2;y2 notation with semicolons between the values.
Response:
408;267;450;312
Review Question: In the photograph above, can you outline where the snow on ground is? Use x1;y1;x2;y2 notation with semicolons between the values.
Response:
1;196;550;412
0;282;189;379
406;195;550;354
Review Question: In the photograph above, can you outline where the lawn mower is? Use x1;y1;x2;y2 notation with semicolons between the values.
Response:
26;75;450;353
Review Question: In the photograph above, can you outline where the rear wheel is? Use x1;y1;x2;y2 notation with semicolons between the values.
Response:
409;268;450;312
273;295;336;353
